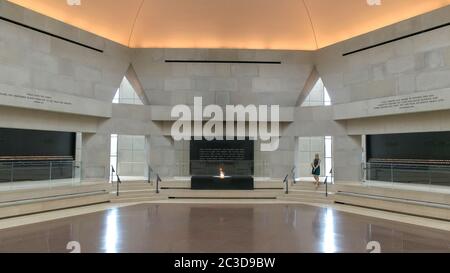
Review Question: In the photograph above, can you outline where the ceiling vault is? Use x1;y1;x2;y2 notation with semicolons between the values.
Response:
128;0;146;47
301;0;318;50
6;0;450;50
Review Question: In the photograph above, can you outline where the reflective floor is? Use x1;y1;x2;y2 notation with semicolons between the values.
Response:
0;203;449;253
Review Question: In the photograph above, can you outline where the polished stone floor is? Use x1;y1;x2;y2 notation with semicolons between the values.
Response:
0;203;449;253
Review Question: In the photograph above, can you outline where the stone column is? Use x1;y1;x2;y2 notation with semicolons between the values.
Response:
81;133;111;181
333;135;363;182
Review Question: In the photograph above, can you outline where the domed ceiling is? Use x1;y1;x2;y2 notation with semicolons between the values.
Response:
7;0;450;50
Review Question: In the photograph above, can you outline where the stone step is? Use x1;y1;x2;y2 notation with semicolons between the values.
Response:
110;190;158;198
290;183;331;190
286;191;331;198
288;189;329;194
1;193;110;219
110;195;168;204
278;196;334;204
112;183;155;191
281;193;332;199
284;195;330;201
334;193;449;221
163;189;280;199
279;190;334;201
113;180;148;184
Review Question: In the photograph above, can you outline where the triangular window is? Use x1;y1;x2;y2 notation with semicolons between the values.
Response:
301;78;331;107
112;77;143;105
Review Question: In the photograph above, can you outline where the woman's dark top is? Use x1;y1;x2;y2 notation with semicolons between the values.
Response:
312;159;321;176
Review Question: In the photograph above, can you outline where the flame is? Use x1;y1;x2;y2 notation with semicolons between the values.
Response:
219;168;225;179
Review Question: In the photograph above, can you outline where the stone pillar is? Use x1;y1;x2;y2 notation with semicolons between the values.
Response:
293;136;300;179
81;133;110;181
148;136;172;178
174;139;190;177
254;140;270;178
255;136;296;179
333;135;363;182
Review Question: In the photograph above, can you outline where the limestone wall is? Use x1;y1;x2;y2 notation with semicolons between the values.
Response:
1;1;449;182
315;6;450;104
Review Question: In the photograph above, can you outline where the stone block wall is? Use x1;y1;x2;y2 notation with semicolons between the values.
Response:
0;0;131;103
316;6;450;104
131;49;314;107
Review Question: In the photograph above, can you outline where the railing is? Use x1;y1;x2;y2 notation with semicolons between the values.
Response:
156;174;162;194
283;174;289;194
112;161;147;181
363;162;450;188
111;166;122;196
283;167;295;194
147;165;155;185
323;168;333;197
287;167;332;197
290;166;296;185
0;160;81;191
148;164;156;193
111;164;161;196
147;165;162;194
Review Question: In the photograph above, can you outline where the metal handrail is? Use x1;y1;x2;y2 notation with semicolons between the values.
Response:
147;164;162;194
363;162;450;186
111;166;122;196
368;158;450;165
323;168;333;197
283;174;289;194
292;167;296;184
0;160;81;184
147;165;154;185
365;162;450;170
366;167;450;174
0;160;79;167
156;174;161;194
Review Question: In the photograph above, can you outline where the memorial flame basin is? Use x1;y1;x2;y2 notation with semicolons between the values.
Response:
191;175;254;190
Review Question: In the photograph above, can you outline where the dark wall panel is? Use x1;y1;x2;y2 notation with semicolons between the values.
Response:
190;138;254;175
367;132;450;161
0;128;76;158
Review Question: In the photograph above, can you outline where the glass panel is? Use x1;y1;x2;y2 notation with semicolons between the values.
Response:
325;158;332;177
113;77;143;105
324;87;332;106
297;136;333;180
112;89;120;104
301;78;332;107
110;135;118;156
110;134;118;182
115;135;146;180
0;160;81;192
325;137;332;158
311;137;324;153
366;162;450;187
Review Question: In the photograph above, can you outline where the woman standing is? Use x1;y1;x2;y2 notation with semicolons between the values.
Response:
311;154;321;189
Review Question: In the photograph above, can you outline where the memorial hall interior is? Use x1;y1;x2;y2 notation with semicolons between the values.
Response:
0;0;449;253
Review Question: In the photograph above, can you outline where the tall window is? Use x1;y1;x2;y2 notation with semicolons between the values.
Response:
324;136;333;179
297;136;333;182
116;135;146;180
110;77;146;182
110;134;118;182
297;78;333;182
